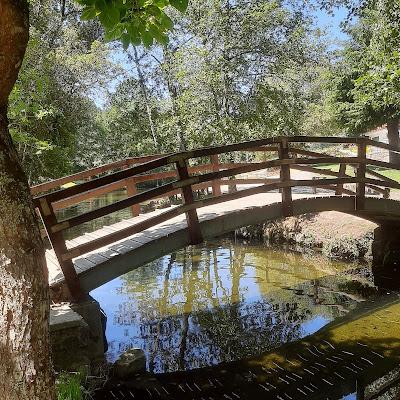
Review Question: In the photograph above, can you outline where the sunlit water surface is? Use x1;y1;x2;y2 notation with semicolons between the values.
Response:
91;239;377;374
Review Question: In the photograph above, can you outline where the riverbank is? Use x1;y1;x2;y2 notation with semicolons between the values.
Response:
235;211;377;261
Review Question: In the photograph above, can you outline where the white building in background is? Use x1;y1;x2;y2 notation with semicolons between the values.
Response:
364;125;389;162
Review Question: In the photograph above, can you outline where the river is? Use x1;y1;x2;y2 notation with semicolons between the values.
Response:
90;239;378;374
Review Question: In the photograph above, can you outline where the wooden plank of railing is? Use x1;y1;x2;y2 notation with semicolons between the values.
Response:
278;138;293;216
41;155;171;204
175;158;203;244
211;154;221;196
365;138;400;154
50;181;177;233
60;206;184;261
357;140;367;210
36;198;84;300
288;136;362;144
31;155;164;195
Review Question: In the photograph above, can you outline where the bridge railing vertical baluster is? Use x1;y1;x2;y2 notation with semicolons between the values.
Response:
335;163;347;195
278;138;293;216
37;198;84;301
211;154;221;197
356;139;367;210
126;177;140;217
124;161;140;217
175;158;203;244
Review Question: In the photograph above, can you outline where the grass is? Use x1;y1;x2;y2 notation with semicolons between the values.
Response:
56;373;83;400
313;163;400;182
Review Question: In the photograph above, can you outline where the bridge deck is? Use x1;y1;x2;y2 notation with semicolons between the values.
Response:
46;191;400;293
46;192;317;291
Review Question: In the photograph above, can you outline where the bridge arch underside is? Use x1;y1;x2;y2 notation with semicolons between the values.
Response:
70;196;400;293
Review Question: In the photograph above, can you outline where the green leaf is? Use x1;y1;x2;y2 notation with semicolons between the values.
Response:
127;24;141;45
141;30;154;47
121;33;130;50
80;6;97;20
169;0;188;13
159;12;173;30
147;5;162;17
149;24;169;45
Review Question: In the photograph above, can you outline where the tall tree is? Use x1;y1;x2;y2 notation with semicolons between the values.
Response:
0;1;55;398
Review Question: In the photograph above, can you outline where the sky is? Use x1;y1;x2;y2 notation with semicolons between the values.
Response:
314;5;350;42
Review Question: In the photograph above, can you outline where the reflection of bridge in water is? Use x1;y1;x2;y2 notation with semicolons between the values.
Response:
101;242;378;374
31;136;400;301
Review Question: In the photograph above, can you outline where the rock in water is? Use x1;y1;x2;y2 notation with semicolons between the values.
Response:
113;349;146;379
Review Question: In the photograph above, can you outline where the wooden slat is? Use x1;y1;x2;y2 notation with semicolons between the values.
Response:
61;206;185;261
365;138;400;154
51;182;177;232
31;154;165;195
37;198;84;300
39;155;171;204
336;164;347;195
211;154;221;196
126;176;140;217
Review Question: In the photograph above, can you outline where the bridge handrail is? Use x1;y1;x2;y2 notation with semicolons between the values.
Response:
33;136;400;300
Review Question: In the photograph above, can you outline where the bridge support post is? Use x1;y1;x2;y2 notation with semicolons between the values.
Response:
175;158;203;245
356;140;366;210
278;138;293;217
37;198;85;302
211;154;222;196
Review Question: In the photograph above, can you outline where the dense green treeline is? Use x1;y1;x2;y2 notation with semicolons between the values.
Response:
11;0;400;184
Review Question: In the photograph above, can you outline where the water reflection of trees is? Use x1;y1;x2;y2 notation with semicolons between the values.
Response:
109;240;377;373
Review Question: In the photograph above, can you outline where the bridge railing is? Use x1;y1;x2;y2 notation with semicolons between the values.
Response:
33;136;400;300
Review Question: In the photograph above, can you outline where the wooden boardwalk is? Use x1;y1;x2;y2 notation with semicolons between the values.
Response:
32;136;400;300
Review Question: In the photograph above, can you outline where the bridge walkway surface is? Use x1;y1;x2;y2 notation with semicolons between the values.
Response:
45;192;314;290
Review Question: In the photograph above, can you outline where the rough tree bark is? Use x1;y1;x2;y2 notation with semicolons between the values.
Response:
387;118;400;165
0;0;55;399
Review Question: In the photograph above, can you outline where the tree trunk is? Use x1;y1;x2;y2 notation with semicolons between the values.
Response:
131;47;160;152
387;118;400;164
0;0;55;398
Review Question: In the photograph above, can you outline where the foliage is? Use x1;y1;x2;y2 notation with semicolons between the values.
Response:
323;0;400;134
56;373;83;400
9;0;120;183
102;0;329;154
76;0;189;47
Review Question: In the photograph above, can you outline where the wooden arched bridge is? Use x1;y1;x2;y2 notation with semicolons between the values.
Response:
31;136;400;301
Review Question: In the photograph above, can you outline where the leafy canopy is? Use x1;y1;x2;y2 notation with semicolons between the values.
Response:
325;0;400;134
76;0;188;48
